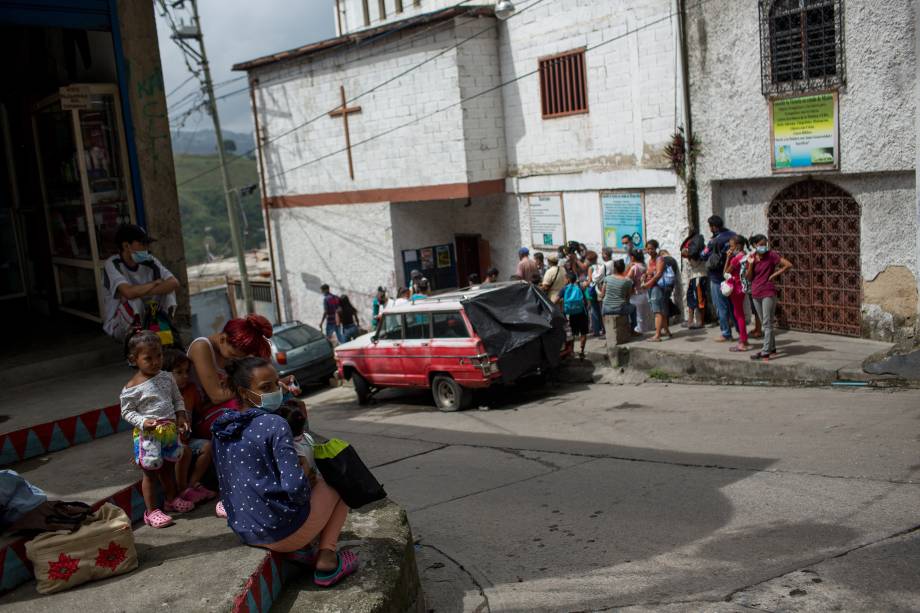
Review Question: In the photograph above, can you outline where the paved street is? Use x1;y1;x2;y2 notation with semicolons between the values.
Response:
306;380;920;612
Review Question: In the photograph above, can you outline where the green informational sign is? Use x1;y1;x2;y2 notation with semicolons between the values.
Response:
772;93;838;172
601;193;644;250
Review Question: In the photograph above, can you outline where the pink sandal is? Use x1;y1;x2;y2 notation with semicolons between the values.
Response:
165;497;194;514
313;549;359;587
180;484;217;505
144;509;174;529
192;484;218;501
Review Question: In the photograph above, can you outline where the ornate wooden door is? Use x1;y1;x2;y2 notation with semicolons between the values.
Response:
767;180;861;337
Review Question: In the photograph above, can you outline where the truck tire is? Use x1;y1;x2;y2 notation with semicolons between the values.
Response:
432;375;472;412
353;372;372;406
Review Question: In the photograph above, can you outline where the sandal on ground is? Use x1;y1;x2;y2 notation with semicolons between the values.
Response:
285;546;318;567
165;497;194;514
750;351;770;360
314;550;359;588
649;336;662;342
144;509;174;529
578;351;586;360
729;346;751;353
181;484;217;504
215;500;228;518
713;336;731;343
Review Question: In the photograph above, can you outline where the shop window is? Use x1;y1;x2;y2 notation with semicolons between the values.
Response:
433;313;470;339
760;0;845;96
405;313;431;340
539;49;588;119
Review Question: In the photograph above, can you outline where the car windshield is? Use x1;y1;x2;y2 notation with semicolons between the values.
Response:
273;325;324;351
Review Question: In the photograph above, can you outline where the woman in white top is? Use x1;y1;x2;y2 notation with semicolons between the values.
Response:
626;250;653;334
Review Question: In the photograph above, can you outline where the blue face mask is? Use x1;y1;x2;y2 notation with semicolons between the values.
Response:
133;249;152;263
256;389;284;412
756;246;769;255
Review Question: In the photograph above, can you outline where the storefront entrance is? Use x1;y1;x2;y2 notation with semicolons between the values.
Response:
768;179;861;337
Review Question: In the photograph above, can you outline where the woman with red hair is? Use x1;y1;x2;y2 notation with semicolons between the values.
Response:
187;314;273;439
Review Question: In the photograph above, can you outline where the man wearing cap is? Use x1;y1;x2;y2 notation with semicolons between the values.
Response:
102;224;179;341
540;254;567;306
515;247;538;283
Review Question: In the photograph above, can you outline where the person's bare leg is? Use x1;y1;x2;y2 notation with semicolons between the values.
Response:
141;470;159;512
158;465;178;501
315;497;349;572
188;443;213;486
175;446;192;492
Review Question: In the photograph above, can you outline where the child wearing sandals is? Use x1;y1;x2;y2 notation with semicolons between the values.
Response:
120;331;194;528
162;349;218;506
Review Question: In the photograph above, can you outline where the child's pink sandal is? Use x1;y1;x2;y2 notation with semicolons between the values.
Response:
165;497;194;514
144;509;174;529
179;485;216;505
192;484;217;501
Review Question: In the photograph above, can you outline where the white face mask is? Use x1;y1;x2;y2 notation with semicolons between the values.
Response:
246;388;283;412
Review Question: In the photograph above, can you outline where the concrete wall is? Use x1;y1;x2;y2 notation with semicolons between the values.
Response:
686;0;918;342
116;0;189;325
337;0;487;34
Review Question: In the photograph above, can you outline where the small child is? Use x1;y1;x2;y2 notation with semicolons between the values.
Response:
162;348;218;506
275;402;320;487
120;331;194;528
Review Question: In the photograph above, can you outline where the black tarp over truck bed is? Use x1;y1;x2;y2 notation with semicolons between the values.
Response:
460;283;567;383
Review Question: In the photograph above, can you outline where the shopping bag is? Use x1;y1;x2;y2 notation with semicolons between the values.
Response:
25;503;138;594
313;438;387;509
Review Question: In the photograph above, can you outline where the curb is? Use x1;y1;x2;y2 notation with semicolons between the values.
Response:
0;404;131;467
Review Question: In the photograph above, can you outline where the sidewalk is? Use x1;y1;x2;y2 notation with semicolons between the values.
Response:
591;325;899;386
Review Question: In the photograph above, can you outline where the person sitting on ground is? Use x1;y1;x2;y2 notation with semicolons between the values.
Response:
371;287;388;330
411;278;430;301
162;348;218;506
562;272;590;359
120;331;193;529
599;260;637;325
724;235;752;353
746;234;793;361
642;240;673;342
102;224;180;344
541;254;567;306
484;267;500;284
336;296;360;343
212;357;357;588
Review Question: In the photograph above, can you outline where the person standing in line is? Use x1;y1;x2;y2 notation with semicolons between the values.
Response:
562;272;590;359
516;247;539;282
681;229;708;329
541;254;567;306
336;296;361;343
599;260;636;320
411;278;431;301
723;235;751;353
392;287;411;307
467;273;481;286
484;268;500;284
642;240;674;341
626;250;651;334
703;216;737;343
746;234;793;361
318;284;341;342
586;250;606;337
371;287;388;330
534;251;547;276
620;235;635;266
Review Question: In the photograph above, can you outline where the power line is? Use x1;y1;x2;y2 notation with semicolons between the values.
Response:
264;0;692;184
166;74;197;98
176;0;544;187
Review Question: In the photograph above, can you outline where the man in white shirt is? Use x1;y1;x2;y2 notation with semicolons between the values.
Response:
102;224;179;342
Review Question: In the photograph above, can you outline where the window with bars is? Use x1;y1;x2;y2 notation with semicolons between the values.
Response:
538;49;588;119
760;0;845;96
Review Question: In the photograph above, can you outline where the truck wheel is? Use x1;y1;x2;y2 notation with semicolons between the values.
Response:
353;372;372;406
432;375;472;412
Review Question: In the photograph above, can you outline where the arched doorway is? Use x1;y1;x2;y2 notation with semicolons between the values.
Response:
767;179;861;337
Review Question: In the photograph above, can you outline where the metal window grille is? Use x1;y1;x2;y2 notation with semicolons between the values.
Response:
759;0;846;96
229;281;273;303
539;49;588;119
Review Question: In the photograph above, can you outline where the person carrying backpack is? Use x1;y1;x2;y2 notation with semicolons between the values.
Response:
702;215;737;343
563;272;590;359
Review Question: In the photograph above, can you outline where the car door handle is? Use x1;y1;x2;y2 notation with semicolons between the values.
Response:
420;343;429;347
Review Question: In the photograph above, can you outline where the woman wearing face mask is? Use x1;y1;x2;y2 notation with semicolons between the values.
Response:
745;235;792;360
102;224;180;342
212;357;358;588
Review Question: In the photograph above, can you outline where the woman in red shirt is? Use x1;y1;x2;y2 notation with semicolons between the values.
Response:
723;235;751;352
745;234;793;360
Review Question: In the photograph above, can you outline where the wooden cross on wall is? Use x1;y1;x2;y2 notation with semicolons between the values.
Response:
328;85;362;180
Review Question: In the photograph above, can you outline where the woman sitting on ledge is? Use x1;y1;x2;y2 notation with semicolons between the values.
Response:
211;357;358;588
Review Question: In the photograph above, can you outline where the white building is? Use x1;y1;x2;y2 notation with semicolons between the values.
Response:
234;0;685;325
686;0;918;342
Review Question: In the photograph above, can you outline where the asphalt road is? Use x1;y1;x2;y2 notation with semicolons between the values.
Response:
305;380;920;613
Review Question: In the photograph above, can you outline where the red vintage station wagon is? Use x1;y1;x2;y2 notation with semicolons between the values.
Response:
335;283;568;411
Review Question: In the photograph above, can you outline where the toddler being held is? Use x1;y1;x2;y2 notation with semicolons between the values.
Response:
120;331;193;528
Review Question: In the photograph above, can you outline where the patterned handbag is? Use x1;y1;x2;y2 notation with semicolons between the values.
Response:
25;503;138;594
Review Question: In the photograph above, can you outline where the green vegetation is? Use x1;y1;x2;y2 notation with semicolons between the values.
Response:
648;368;672;381
173;154;264;265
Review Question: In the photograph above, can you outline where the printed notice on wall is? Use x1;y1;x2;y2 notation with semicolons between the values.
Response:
529;194;565;248
601;192;644;251
771;93;838;172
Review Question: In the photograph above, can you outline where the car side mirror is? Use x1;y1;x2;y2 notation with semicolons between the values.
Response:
371;335;379;344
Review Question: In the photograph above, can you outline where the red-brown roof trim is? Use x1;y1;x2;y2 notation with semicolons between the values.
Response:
232;6;495;72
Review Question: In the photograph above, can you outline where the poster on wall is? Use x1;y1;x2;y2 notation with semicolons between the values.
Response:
600;192;645;251
420;247;435;270
529;194;565;248
436;245;451;268
771;92;838;173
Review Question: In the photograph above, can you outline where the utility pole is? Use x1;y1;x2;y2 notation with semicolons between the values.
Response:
167;0;254;313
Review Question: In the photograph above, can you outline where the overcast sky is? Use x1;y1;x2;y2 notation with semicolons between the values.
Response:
155;1;335;135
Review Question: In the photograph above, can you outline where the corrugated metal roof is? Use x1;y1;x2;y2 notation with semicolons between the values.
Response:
232;5;495;72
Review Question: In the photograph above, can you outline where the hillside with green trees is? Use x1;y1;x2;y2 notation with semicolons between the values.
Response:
173;154;265;265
